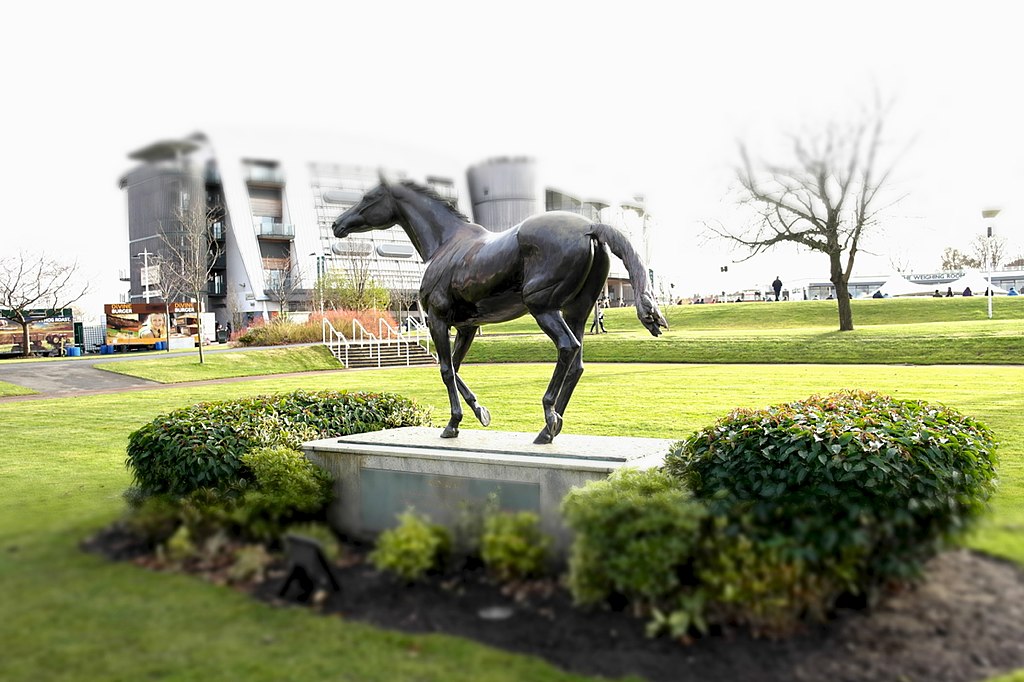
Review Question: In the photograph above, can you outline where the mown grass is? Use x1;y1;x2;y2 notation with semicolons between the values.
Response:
1;363;1021;681
485;296;1024;334
0;380;36;396
469;319;1023;365
95;345;339;383
91;316;1024;387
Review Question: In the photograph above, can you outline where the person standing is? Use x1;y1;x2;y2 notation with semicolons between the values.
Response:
772;276;783;302
589;301;606;334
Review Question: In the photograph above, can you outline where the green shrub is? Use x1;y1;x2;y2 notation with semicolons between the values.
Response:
480;511;550;581
235;310;399;347
369;510;452;582
227;544;274;584
561;468;706;610
665;389;999;629
693;520;841;635
230;447;333;540
235;320;322;347
122;493;182;545
125;390;431;496
162;526;197;563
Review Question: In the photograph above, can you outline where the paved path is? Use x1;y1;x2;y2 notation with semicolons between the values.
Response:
0;343;325;401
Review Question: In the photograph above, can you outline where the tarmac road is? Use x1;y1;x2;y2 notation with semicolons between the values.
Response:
0;344;324;400
0;355;159;396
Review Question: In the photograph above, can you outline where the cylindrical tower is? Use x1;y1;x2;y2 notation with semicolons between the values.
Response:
466;157;538;232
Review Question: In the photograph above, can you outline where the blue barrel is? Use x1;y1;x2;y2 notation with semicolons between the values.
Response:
67;346;80;357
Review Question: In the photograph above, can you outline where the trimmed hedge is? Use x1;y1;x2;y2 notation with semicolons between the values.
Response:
126;390;431;496
662;389;998;632
559;391;998;638
561;468;706;610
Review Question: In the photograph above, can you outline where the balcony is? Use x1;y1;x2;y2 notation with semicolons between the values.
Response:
254;222;295;240
210;223;226;241
207;280;225;296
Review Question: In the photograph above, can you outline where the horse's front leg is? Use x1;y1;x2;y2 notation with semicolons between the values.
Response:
529;309;581;444
428;318;462;438
452;326;490;427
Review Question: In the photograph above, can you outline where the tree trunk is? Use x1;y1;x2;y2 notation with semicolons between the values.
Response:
20;322;30;357
195;292;205;365
829;252;854;332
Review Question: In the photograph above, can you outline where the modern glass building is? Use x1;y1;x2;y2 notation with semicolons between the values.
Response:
120;136;659;328
119;130;464;328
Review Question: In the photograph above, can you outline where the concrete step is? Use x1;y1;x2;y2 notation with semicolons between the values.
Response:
327;341;436;369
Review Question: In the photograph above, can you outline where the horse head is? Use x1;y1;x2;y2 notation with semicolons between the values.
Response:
332;171;400;238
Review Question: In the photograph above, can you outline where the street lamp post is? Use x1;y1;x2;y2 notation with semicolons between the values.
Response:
135;249;153;303
310;251;329;315
982;208;1000;320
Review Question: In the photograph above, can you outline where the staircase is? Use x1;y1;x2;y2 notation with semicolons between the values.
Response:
321;317;437;370
343;341;437;369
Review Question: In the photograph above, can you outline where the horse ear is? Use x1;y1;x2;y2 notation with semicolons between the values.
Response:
378;168;391;190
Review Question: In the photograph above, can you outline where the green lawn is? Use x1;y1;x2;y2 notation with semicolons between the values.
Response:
1;363;1021;680
0;380;36;397
485;296;1024;334
96;344;340;383
470;319;1023;365
90;314;1024;388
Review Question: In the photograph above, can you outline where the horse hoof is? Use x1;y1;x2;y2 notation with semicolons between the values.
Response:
441;426;459;439
533;429;552;445
475;405;491;427
547;412;563;438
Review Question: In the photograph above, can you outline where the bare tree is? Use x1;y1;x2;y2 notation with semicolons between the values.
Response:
969;234;1008;272
379;271;419;329
264;256;306;320
708;105;899;331
0;252;90;357
940;247;980;271
156;202;222;363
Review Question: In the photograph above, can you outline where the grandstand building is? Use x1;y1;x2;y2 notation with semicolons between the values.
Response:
119;136;659;328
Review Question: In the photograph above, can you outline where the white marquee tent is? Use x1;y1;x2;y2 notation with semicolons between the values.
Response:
871;274;937;297
944;271;1007;295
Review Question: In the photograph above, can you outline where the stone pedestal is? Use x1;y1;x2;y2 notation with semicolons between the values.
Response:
301;426;674;558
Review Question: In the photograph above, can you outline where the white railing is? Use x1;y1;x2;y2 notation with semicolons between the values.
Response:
321;317;349;367
379;319;412;366
403;316;434;359
321;315;436;368
351;318;380;367
403;317;435;361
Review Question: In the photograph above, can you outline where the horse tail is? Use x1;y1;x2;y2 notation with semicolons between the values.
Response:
588;223;669;336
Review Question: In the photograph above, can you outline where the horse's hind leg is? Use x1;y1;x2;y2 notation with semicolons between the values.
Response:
427;317;463;438
452;326;490;427
530;309;581;444
553;312;588;419
553;244;610;419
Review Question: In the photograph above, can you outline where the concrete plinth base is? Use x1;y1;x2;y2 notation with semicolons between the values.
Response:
302;427;674;558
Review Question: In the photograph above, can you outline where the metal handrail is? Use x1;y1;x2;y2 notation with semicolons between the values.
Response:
321;317;349;367
379;319;411;366
351;318;380;367
403;316;434;359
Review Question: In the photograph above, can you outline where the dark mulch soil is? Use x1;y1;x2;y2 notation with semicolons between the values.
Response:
83;526;1024;682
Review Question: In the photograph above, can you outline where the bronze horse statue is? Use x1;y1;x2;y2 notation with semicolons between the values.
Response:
332;173;668;444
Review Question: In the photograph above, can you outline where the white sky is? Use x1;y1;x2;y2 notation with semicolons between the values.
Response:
2;1;1021;314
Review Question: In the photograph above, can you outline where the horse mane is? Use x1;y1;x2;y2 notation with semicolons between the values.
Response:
399;180;470;222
